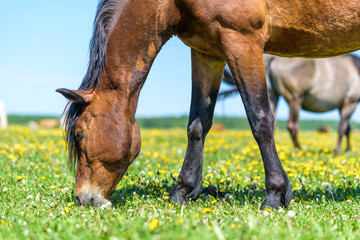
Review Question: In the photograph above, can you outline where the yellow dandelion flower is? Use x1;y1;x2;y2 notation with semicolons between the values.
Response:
149;218;159;230
118;216;124;220
64;207;69;213
41;177;47;180
68;202;75;207
1;220;8;227
202;208;212;213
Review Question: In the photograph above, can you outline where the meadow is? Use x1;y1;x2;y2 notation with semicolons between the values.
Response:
1;125;360;239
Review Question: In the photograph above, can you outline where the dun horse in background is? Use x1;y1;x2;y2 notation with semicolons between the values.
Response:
222;55;360;154
57;0;360;209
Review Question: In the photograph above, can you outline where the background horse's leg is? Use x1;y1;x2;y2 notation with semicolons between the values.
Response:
336;102;357;154
287;101;301;149
345;125;351;151
220;32;292;209
169;49;225;204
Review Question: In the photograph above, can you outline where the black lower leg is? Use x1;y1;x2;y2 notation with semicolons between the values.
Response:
169;49;225;204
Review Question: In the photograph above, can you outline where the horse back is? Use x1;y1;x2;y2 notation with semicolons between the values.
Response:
264;0;360;57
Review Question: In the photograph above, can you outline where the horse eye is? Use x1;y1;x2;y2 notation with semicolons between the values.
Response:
76;131;84;140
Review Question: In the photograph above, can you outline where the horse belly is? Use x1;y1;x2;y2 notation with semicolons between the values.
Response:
301;90;344;113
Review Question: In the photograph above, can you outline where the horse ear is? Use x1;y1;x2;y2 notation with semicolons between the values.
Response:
56;88;95;104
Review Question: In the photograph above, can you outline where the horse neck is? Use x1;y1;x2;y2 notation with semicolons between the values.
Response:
98;0;180;108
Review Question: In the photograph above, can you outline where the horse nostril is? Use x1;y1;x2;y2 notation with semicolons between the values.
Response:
90;197;94;206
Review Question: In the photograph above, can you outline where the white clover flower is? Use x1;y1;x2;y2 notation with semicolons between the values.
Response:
321;182;330;187
287;210;296;218
263;210;270;217
3;188;7;193
26;195;33;200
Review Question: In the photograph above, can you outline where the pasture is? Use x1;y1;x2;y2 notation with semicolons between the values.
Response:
1;125;360;239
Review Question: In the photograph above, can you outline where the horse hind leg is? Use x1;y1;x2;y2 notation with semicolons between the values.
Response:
345;124;351;151
287;101;301;150
335;102;357;154
220;32;292;209
168;49;225;205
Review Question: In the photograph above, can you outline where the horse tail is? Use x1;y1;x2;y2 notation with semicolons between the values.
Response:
349;54;360;74
264;55;279;117
218;68;238;99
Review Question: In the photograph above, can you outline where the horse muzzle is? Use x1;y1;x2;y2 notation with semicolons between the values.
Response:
75;192;112;208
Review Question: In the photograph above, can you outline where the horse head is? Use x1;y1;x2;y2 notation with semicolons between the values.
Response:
57;88;141;207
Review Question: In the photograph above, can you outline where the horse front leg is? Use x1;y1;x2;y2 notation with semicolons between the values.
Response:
220;32;292;209
169;49;225;205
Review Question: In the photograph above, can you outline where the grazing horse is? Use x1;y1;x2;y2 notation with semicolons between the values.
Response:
222;54;360;154
57;0;360;209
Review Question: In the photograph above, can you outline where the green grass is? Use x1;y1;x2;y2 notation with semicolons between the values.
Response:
1;126;360;239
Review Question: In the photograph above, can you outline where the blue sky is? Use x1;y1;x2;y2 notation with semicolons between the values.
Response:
1;0;360;122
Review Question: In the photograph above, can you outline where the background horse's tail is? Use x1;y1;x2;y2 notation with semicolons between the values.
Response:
349;54;360;74
218;68;238;99
264;55;280;117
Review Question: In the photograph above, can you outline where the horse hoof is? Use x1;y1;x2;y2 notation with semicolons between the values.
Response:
260;182;293;210
168;191;187;205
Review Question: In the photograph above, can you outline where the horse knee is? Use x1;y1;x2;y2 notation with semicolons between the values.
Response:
187;118;206;141
287;121;298;134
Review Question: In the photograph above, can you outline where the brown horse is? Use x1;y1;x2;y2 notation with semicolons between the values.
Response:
57;0;360;209
222;54;360;154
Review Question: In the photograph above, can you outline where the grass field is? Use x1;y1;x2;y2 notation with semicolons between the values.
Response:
1;126;360;239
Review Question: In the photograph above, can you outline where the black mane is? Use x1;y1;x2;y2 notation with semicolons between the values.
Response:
63;0;118;168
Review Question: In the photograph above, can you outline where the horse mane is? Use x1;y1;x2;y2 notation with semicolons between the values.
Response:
63;0;118;169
